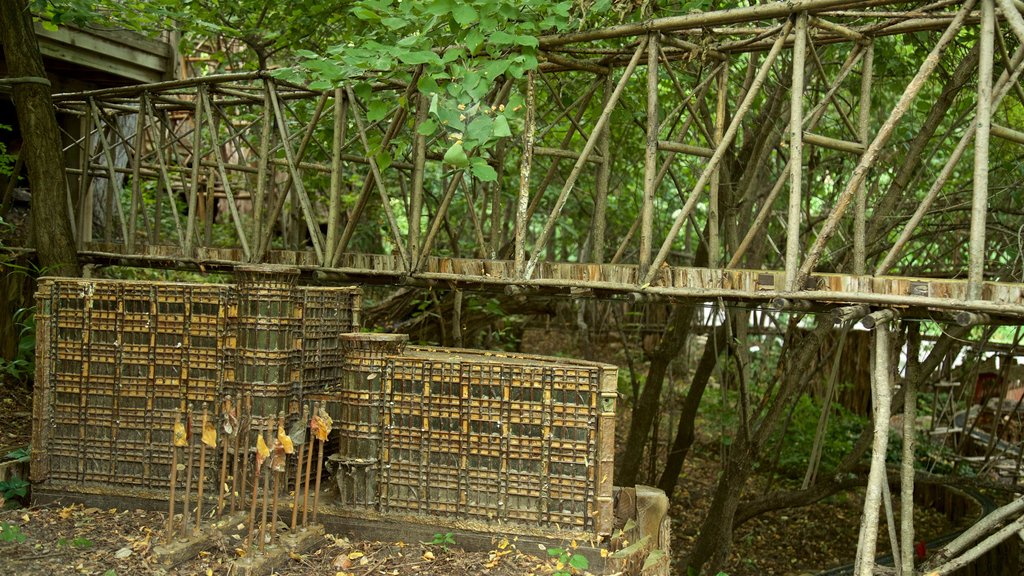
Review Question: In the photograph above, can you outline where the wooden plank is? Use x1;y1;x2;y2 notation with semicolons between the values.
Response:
70;243;1024;316
34;23;169;82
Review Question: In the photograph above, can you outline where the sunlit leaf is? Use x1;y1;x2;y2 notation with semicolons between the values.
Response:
443;142;469;167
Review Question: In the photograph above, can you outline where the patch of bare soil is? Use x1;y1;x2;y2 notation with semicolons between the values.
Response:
669;447;957;576
0;382;33;454
0;505;565;576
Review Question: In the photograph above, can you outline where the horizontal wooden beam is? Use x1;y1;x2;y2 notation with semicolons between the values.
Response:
657;140;715;157
992;123;1024;145
58;243;1024;319
803;131;866;154
539;0;922;47
534;146;605;164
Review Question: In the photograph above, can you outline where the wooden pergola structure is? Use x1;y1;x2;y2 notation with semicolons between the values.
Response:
22;2;1024;572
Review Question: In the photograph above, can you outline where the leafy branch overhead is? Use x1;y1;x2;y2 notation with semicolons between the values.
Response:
275;0;580;179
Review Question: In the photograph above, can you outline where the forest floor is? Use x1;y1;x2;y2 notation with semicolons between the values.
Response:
0;325;963;576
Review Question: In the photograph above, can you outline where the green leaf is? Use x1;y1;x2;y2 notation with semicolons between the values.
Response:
424;0;454;15
381;16;409;29
470;158;497;181
417;119;438;136
642;549;667;570
429;94;439;115
569;554;590;570
443;142;470;167
418;75;441;94
547;547;564;557
354;82;373;101
490;30;516;46
483;59;510;79
609;535;650;559
492;115;512;138
308;79;333;91
464;29;485;53
514;34;539;47
440;47;465;65
452;4;478;26
352;6;379;21
399;50;441;66
375;151;393;171
466;115;493;143
367;100;390;122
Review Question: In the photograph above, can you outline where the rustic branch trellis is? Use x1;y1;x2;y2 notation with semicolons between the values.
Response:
45;0;1024;319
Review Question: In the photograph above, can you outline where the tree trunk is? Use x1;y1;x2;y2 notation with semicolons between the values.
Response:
657;321;730;495
615;300;697;487
685;320;830;575
0;0;80;276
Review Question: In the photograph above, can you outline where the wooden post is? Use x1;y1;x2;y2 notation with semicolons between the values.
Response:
409;91;427;266
709;60;727;268
184;86;204;256
901;323;920;575
785;12;808;291
127;95;146;252
252;81;274;259
968;0;995;300
855;310;894;576
344;85;411;270
199;90;252;259
142;97;185;247
875;44;1024;275
853;41;873;275
416;170;464;268
640;33;659;275
325;88;347;266
515;71;536;279
592;72;613;264
266;81;326;262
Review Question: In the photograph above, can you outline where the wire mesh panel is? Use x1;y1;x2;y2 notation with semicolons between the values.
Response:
299;288;362;398
32;275;362;492
379;348;615;535
33;278;233;488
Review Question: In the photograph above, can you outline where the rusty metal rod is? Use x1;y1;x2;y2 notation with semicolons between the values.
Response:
259;422;272;553
312;403;326;524
245;419;261;551
238;393;252;510
291;404;309;531
271;413;284;545
217;395;232;516
180;404;195;539
302;402;316;527
195;403;209;532
166;408;181;541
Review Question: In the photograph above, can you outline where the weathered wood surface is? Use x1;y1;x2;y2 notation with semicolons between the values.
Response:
73;243;1024;317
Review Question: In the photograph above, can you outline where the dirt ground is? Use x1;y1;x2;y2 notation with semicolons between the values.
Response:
0;503;553;576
